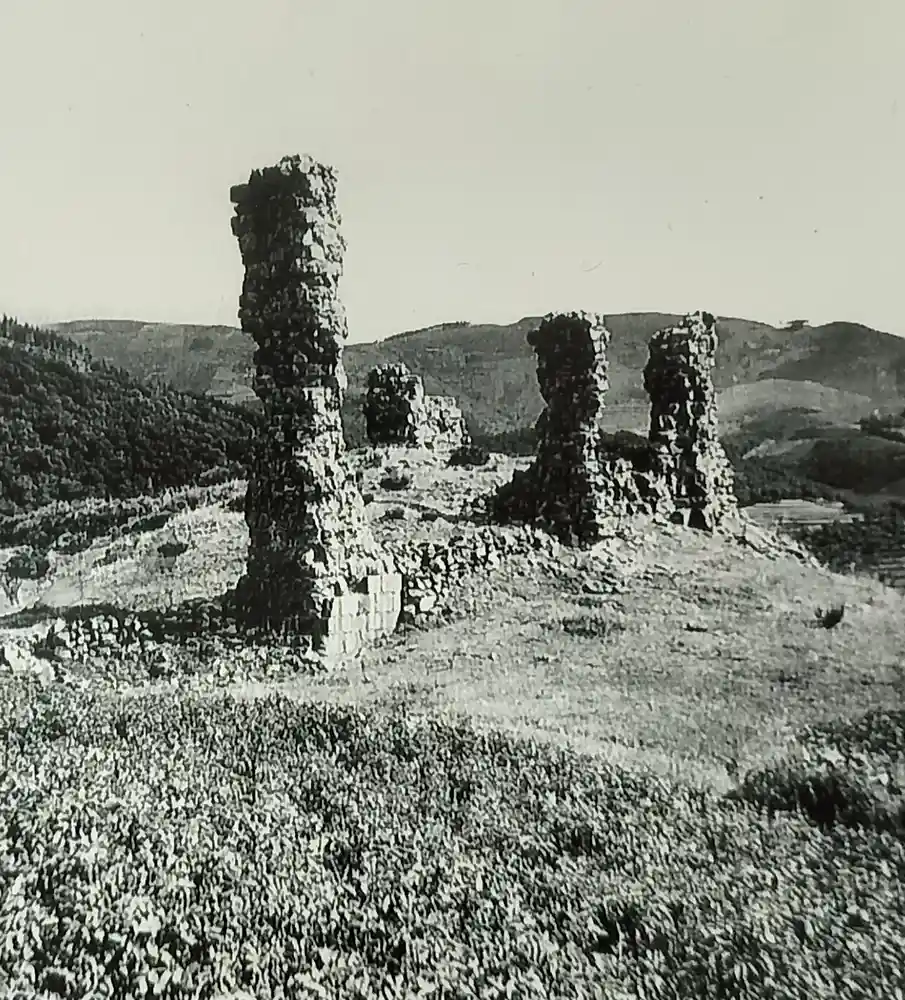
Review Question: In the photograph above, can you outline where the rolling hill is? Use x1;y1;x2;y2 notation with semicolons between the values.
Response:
0;317;260;516
54;314;904;437
43;312;905;498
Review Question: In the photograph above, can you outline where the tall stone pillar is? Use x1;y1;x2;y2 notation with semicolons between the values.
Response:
229;155;400;653
643;311;736;530
492;311;613;544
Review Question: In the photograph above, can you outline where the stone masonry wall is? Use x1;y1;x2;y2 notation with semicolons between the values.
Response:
229;154;400;655
492;312;611;544
419;396;468;451
491;312;671;543
393;524;559;624
365;362;467;451
364;363;425;445
643;311;737;530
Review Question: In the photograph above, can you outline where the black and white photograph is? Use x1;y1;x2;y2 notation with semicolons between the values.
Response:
0;1;903;997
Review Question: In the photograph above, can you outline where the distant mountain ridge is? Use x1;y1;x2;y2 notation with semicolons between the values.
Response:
52;314;905;439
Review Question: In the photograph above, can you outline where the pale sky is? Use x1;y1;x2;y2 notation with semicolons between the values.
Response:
2;0;903;343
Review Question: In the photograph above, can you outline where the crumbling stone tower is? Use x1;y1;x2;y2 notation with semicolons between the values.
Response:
492;311;613;544
364;363;426;445
229;154;400;653
643;311;737;530
364;362;468;451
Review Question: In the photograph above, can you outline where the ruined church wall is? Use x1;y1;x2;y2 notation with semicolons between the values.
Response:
643;311;737;530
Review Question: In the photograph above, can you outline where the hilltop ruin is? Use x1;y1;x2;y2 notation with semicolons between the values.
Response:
492;309;735;542
224;154;735;656
228;154;401;656
364;362;468;451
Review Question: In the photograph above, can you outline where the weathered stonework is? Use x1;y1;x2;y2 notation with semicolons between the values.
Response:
490;309;738;544
643;311;736;530
229;154;400;653
492;312;619;545
421;395;468;450
364;362;468;451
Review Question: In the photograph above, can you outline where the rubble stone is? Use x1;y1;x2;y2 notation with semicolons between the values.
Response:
228;154;400;652
643;311;736;531
491;312;661;544
364;362;468;451
393;522;559;625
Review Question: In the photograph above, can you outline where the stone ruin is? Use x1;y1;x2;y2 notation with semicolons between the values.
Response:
364;362;468;451
643;310;737;530
228;154;401;657
492;309;735;543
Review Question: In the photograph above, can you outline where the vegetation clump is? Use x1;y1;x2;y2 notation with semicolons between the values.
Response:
0;687;902;998
4;546;50;580
728;709;905;838
0;316;259;517
379;470;413;491
447;443;490;468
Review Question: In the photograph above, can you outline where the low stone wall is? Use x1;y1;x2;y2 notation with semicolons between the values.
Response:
393;524;559;624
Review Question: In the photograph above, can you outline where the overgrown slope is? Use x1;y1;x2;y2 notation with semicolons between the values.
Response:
0;318;260;516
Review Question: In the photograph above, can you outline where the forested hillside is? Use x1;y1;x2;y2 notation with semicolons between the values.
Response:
0;317;260;516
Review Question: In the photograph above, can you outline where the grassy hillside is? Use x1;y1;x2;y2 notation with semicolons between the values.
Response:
0;318;260;516
54;314;902;436
0;457;904;997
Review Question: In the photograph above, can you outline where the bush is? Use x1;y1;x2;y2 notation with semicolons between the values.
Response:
225;493;246;514
124;511;171;536
157;539;189;560
379;470;412;491
554;613;625;639
4;546;50;580
729;760;903;837
447;443;490;468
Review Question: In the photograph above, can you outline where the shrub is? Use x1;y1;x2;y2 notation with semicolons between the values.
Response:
448;444;491;468
157;539;189;560
225;493;246;514
124;511;171;536
4;546;50;580
379;470;412;491
552;613;625;639
728;760;901;836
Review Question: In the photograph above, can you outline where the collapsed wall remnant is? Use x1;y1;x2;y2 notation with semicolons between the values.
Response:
364;362;468;451
490;309;737;544
229;154;401;656
643;311;736;530
491;312;617;545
